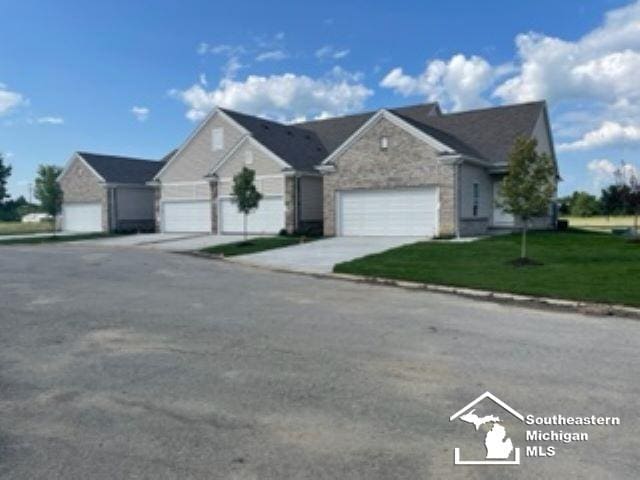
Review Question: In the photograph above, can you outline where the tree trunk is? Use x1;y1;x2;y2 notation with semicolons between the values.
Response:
243;213;247;241
521;223;527;259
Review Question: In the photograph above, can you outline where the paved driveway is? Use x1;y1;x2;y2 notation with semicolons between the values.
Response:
1;245;637;479
75;233;254;251
234;236;421;273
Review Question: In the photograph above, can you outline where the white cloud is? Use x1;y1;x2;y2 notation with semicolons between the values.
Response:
494;1;640;105
380;54;512;111
0;85;25;115
36;116;64;125
130;106;149;122
315;45;351;60
588;158;639;189
199;73;208;86
256;49;288;62
558;121;640;151
170;70;373;122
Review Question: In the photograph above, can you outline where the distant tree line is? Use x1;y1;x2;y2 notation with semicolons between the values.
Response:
560;184;640;217
0;152;63;221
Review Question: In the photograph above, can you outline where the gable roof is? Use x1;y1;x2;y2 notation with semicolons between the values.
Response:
420;101;546;163
220;109;328;172
77;152;164;184
218;101;546;170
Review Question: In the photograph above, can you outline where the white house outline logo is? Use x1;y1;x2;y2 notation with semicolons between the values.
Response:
450;391;524;465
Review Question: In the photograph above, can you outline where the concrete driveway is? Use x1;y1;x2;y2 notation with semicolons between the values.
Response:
0;245;638;479
75;233;254;251
234;236;421;273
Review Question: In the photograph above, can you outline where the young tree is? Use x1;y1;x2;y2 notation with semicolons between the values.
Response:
34;165;63;217
499;137;556;261
0;153;12;202
614;161;640;235
231;167;262;241
600;184;630;216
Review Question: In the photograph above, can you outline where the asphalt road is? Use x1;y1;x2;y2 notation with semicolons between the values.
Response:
0;245;638;479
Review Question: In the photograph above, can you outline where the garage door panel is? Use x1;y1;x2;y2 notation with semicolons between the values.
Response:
162;201;211;232
62;203;102;232
339;188;437;236
220;197;284;234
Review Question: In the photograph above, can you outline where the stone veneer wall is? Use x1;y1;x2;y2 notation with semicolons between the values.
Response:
59;157;111;232
322;116;456;237
210;181;218;233
284;176;296;234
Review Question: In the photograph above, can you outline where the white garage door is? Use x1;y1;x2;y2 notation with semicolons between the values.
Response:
338;187;438;236
162;201;211;232
220;196;284;234
62;203;102;232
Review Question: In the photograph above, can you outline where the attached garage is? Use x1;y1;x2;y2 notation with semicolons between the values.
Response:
162;201;211;232
337;187;438;236
219;196;284;234
62;203;102;232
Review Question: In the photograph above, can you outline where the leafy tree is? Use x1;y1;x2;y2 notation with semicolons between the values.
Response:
615;162;640;234
600;184;630;216
569;191;600;217
499;137;556;261
34;165;63;216
0;153;12;202
231;167;262;241
556;195;572;216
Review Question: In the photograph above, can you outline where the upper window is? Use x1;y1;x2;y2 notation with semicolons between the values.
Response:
245;150;254;165
212;128;224;151
472;182;480;217
380;136;389;151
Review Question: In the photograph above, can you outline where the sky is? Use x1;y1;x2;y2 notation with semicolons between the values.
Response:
1;0;640;200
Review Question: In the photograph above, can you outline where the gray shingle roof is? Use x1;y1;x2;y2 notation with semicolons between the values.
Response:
420;101;546;163
77;152;164;184
223;101;546;170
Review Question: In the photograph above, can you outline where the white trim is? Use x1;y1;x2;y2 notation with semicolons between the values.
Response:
160;180;210;186
208;135;291;175
57;152;106;183
153;108;250;181
449;391;524;422
320;109;456;166
217;174;283;182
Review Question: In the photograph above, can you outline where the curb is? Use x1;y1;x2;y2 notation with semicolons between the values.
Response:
180;252;640;321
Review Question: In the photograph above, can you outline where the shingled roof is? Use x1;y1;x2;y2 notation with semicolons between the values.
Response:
221;101;546;170
77;152;164;184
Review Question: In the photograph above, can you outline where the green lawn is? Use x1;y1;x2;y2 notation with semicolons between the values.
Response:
201;236;318;257
0;221;55;235
334;230;640;306
0;233;112;245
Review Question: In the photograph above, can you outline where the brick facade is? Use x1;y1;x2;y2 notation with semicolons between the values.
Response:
321;116;456;237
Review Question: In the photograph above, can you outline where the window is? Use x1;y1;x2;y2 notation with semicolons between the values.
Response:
245;150;253;165
380;136;389;151
212;128;224;151
472;182;479;217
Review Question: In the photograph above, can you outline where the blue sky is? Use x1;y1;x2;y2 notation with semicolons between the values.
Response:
1;0;639;199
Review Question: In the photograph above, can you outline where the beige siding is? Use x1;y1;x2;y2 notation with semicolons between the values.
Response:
160;112;246;182
299;176;323;221
215;140;283;178
322;116;456;236
161;182;211;200
218;176;284;196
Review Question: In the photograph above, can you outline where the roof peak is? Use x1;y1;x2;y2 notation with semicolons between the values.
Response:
77;151;160;163
441;100;545;117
